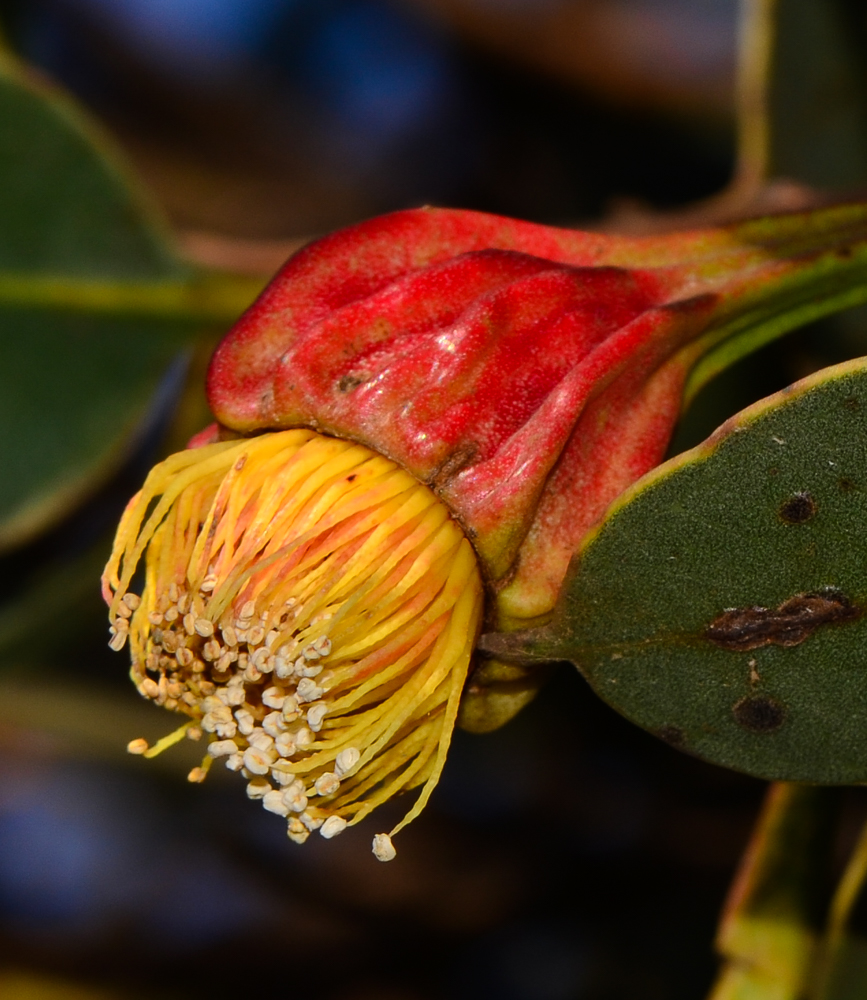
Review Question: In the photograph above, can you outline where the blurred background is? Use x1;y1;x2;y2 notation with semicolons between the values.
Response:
0;1;865;998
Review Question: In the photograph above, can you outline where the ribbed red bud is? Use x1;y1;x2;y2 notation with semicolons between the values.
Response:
207;204;867;628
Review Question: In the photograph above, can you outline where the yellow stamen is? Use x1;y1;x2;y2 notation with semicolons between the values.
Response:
102;429;484;858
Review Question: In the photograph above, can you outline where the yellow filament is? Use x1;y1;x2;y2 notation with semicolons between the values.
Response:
103;429;484;847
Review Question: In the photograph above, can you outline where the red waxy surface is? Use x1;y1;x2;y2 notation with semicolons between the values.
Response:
207;205;867;625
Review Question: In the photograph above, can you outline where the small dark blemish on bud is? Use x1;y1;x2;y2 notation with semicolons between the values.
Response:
428;443;479;490
844;396;860;411
839;477;857;493
346;474;356;482
779;491;817;524
733;695;785;734
656;725;686;749
338;374;367;393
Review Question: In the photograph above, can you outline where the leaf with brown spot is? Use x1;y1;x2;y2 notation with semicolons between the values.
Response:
484;357;867;784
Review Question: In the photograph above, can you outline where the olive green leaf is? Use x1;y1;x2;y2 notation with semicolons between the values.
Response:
482;357;867;783
0;49;262;551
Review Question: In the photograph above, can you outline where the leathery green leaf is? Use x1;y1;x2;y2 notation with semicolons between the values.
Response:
0;50;261;550
482;357;867;783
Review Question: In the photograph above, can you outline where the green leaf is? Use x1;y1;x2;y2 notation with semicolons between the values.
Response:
0;50;263;550
482;357;867;783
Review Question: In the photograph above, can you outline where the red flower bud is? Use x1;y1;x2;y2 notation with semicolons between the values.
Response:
104;202;867;854
208;204;867;627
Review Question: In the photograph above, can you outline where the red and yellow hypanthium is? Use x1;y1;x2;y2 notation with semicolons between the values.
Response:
102;204;867;860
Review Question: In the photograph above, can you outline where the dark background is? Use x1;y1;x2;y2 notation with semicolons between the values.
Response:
0;2;860;998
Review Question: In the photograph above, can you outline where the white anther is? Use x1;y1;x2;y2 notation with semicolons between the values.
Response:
262;686;285;709
251;647;271;671
225;684;246;707
292;726;314;749
272;768;296;786
202;704;232;732
244;746;276;775
287;818;309;844
183;613;196;635
177;593;191;615
163;606;179;623
221;625;237;647
176;647;194;667
200;574;218;593
207;739;239;758
139;678;159;698
296;678;323;703
282;781;308;813
239;600;257;621
225;753;244;771
306;703;327;732
281;695;300;722
247;625;265;646
265;630;280;649
262;789;290;817
202;639;221;661
148;611;164;626
122;593;141;611
243;662;264;683
320;816;347;839
109;630;128;652
216;651;235;673
302;644;321;661
127;738;148;755
215;720;237;739
248;730;275;752
246;778;271;799
300;811;323;831
116;602;133;619
313;636;332;657
234;709;256;735
314;773;340;796
274;732;297;757
194;618;215;637
168;583;179;603
298;662;323;678
372;833;396;862
293;657;307;675
186;725;203;741
274;656;293;680
262;711;287;738
335;747;360;777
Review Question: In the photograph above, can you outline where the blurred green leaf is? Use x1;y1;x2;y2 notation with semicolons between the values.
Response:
710;784;837;1000
0;50;263;551
766;0;867;190
482;357;867;783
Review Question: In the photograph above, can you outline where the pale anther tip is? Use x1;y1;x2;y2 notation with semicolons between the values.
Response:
127;738;149;755
372;833;397;862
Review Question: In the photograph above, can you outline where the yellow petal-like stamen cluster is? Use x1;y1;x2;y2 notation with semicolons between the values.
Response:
102;429;483;859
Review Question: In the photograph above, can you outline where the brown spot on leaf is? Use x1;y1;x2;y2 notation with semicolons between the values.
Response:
656;726;686;749
779;491;817;524
706;588;859;651
733;695;785;734
839;477;857;493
